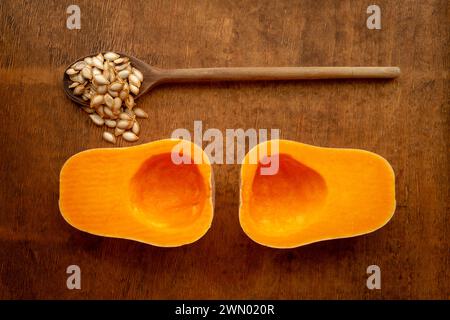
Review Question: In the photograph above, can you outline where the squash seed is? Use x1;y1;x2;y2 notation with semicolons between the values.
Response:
94;74;109;85
96;85;107;94
92;57;104;70
114;127;125;136
105;119;117;128
108;89;119;98
125;95;135;109
104;52;120;61
96;53;104;62
109;82;123;91
102;68;110;80
73;85;85;95
92;67;101;76
95;105;105;117
89;114;104;126
81;67;92;80
103;106;114;118
128;74;141;87
66;68;78;75
118;70;130;79
91;94;104;106
108;71;116;83
69;74;82;82
102;131;116;144
119;112;132;120
73;61;87;71
104;93;114;108
114;57;129;64
115;62;130;71
129;84;139;95
119;90;128;100
132;121;140;135
122;131;139;142
117;119;132;129
112;98;122;113
134;108;148;119
132;67;144;82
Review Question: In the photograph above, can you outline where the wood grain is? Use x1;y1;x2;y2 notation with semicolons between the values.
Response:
0;0;448;299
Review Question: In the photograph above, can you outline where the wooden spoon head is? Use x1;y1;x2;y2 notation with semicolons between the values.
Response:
63;52;162;107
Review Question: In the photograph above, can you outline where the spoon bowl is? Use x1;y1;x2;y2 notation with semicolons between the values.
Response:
63;53;162;106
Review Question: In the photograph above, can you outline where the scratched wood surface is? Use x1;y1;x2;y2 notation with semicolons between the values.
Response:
0;0;448;299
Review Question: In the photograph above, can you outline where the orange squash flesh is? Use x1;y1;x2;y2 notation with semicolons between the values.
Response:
239;140;396;248
59;139;214;247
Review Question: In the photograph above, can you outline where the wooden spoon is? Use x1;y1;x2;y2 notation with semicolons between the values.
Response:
63;53;400;106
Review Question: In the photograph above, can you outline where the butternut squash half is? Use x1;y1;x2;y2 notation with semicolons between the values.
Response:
239;140;396;248
59;139;214;247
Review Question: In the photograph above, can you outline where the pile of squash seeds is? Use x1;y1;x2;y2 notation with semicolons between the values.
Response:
65;52;148;144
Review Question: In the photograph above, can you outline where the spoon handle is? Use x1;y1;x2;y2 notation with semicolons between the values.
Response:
159;66;400;83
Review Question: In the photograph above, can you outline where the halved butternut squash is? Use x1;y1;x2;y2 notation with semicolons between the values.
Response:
239;139;396;248
59;139;214;247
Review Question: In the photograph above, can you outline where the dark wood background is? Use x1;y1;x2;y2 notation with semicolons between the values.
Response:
0;0;448;299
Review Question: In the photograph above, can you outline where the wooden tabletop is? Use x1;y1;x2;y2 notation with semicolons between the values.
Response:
0;0;448;299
